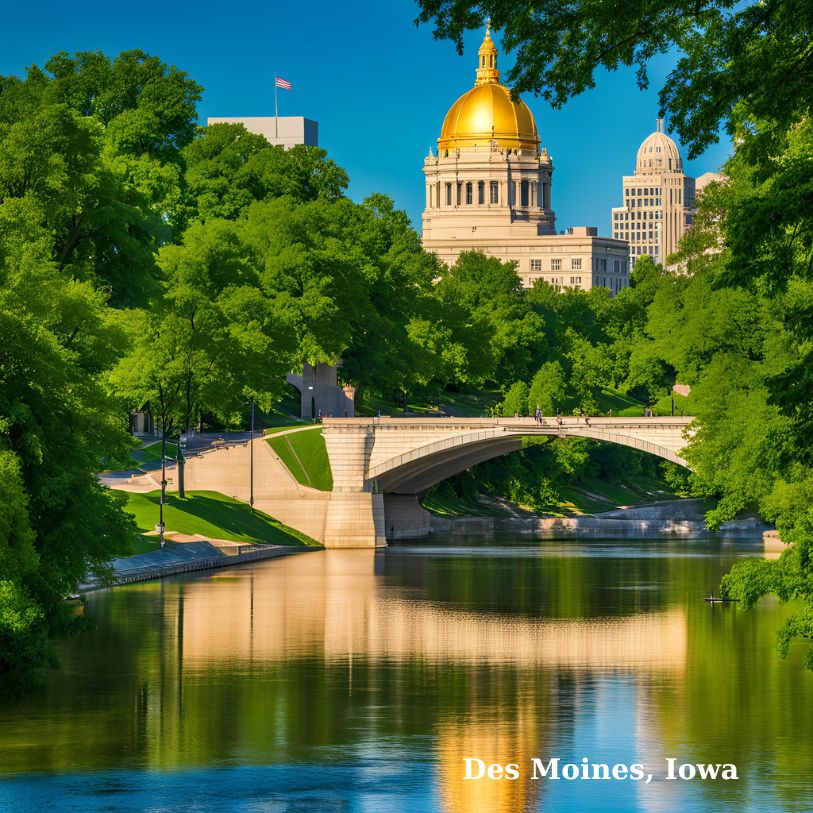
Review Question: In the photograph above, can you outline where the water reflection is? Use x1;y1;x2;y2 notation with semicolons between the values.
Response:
177;551;687;670
0;539;811;813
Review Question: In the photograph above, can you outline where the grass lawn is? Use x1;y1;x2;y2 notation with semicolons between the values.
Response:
267;428;333;491
356;388;502;417
265;423;312;435
423;470;680;518
595;387;647;417
421;490;516;517
139;440;178;464
124;490;319;546
557;472;677;515
261;388;310;429
651;392;692;417
264;409;310;429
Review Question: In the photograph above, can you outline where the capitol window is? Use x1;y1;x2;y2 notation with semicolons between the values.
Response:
490;181;499;204
478;181;485;204
531;259;542;272
571;258;581;270
551;258;561;271
466;182;473;204
570;276;582;285
445;183;452;206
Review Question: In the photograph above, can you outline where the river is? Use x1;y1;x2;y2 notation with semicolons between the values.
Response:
1;537;811;812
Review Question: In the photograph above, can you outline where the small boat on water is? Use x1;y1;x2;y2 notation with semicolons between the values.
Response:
704;594;739;603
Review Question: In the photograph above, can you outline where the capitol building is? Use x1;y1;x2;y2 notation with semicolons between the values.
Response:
421;26;630;295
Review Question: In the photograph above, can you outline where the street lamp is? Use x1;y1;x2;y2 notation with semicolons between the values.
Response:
249;397;255;511
309;363;316;420
159;420;167;548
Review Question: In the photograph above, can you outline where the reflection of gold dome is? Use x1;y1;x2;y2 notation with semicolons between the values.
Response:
438;24;539;153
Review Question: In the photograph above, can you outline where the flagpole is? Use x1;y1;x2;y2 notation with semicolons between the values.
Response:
274;75;279;139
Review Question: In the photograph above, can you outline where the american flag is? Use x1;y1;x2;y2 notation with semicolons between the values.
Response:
275;76;292;90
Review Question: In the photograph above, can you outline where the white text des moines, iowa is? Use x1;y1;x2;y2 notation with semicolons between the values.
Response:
464;757;738;783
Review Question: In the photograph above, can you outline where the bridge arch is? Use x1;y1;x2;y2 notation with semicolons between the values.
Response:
321;416;694;548
364;418;691;495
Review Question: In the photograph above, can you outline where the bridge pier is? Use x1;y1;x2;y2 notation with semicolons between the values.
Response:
324;492;387;548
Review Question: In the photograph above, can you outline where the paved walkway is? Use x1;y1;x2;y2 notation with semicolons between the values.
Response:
79;539;316;592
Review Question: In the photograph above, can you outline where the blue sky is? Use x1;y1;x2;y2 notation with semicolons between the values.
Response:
1;0;731;233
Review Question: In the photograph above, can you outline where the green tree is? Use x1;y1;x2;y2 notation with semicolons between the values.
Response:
415;0;812;159
0;197;134;688
501;381;530;416
0;50;202;307
527;361;567;416
435;251;546;385
180;123;348;226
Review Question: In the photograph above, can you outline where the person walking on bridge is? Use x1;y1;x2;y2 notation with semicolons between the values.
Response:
534;405;542;424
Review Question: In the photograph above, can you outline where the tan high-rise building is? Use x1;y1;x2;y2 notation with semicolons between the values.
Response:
422;26;630;296
611;120;696;268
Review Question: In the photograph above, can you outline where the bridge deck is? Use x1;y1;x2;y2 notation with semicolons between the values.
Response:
324;416;693;429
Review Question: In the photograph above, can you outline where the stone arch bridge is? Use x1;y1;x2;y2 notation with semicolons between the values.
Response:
321;416;694;548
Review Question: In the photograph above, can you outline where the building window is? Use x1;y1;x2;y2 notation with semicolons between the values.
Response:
456;183;462;206
466;182;473;205
570;276;582;285
478;181;485;205
445;183;452;206
571;258;582;270
490;181;499;204
531;259;542;272
551;258;561;271
520;180;529;207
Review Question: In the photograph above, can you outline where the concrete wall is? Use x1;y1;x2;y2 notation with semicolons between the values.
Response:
174;433;330;545
383;495;431;539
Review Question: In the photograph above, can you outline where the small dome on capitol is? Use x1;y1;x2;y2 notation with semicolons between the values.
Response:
438;22;540;154
635;119;683;174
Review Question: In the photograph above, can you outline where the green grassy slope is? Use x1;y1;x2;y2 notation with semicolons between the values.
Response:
595;387;647;416
556;471;677;515
355;389;502;417
125;490;319;547
423;470;679;519
266;428;333;491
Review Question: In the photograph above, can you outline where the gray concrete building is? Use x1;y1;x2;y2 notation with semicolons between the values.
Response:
206;116;318;148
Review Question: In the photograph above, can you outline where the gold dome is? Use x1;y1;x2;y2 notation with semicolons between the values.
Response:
438;24;539;153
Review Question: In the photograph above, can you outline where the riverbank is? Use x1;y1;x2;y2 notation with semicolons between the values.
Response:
79;540;318;592
427;499;770;539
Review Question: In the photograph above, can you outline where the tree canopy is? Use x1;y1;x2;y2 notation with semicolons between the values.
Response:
415;0;813;159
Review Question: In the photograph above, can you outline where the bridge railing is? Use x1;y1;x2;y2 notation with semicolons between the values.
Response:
323;416;694;428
